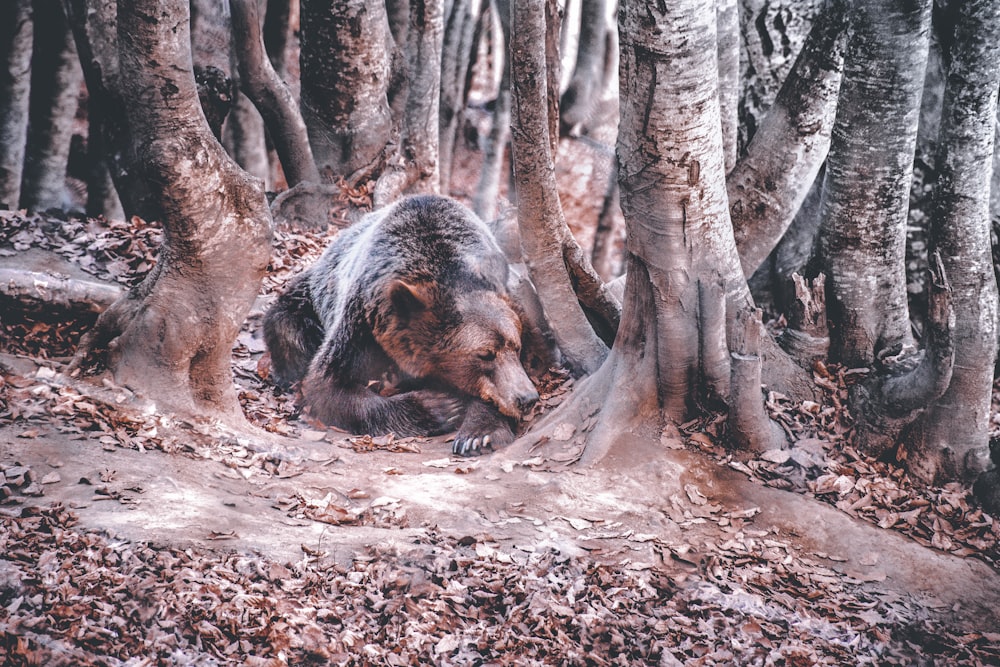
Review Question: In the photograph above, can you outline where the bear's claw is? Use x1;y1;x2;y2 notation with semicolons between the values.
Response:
453;433;492;457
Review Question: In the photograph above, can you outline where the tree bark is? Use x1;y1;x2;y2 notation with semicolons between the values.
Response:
817;0;931;366
84;105;124;220
19;0;83;212
558;0;607;136
509;0;766;465
231;0;319;188
850;253;954;460
263;0;294;80
439;0;481;193
472;0;511;222
509;0;610;375
300;0;396;182
590;163;622;281
63;0;155;222
730;307;788;452
75;0;272;424
737;0;823;152
729;0;847;278
908;0;1000;486
716;0;739;172
0;0;33;209
373;0;445;205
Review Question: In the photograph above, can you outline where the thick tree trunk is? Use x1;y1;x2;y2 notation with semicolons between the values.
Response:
729;0;847;278
231;0;319;188
509;0;609;375
439;0;481;193
19;0;83;212
0;0;33;209
558;0;607;136
300;0;396;182
817;0;931;366
373;0;445;205
75;0;272;423
907;0;1000;486
850;253;954;460
513;0;762;465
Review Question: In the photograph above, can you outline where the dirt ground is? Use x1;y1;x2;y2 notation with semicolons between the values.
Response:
2;327;1000;663
2;140;1000;664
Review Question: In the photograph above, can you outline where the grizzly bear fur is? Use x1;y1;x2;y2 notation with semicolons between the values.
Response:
263;195;539;455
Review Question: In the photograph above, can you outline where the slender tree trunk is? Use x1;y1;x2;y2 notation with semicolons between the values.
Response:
231;0;319;188
300;0;396;182
590;163;621;281
729;0;847;278
75;0;272;423
737;0;823;152
509;0;609;375
0;0;33;209
263;0;294;79
374;0;445;205
439;0;481;193
817;0;931;366
907;0;1000;486
19;0;83;212
64;0;155;222
716;0;739;171
558;0;606;136
84;105;123;219
473;0;511;221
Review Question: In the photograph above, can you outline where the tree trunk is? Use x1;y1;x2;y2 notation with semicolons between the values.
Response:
590;163;622;281
716;0;739;172
300;0;396;182
737;0;823;152
907;0;1000;486
509;0;610;376
75;0;272;424
373;0;445;205
64;0;156;222
558;0;607;136
231;0;319;188
817;0;931;366
439;0;481;193
19;0;83;212
0;0;33;209
263;0;294;80
508;0;777;465
472;0;511;222
729;0;847;278
84;105;124;220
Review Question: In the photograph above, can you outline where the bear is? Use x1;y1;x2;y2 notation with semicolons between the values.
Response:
263;194;540;456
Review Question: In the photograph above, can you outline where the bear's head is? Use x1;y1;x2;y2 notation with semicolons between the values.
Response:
378;280;539;419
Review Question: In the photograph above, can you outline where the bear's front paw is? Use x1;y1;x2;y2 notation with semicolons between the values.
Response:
452;414;515;457
407;389;465;435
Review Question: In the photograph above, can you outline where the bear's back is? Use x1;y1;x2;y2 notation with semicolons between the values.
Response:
309;195;509;326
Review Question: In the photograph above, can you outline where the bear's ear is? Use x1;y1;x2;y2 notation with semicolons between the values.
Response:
388;279;432;318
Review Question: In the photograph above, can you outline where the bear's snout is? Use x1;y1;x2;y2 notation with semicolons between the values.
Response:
515;391;539;415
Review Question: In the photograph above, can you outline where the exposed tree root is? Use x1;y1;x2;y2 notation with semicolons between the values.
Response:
0;268;122;313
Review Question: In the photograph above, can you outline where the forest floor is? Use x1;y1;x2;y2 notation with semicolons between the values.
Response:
1;135;1000;665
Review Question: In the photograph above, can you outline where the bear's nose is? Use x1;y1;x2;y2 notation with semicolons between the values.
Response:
516;391;539;414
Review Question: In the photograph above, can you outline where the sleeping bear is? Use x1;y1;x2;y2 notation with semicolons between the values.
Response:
263;195;539;455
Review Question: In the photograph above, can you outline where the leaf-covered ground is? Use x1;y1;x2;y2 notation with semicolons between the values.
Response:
2;204;1000;665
